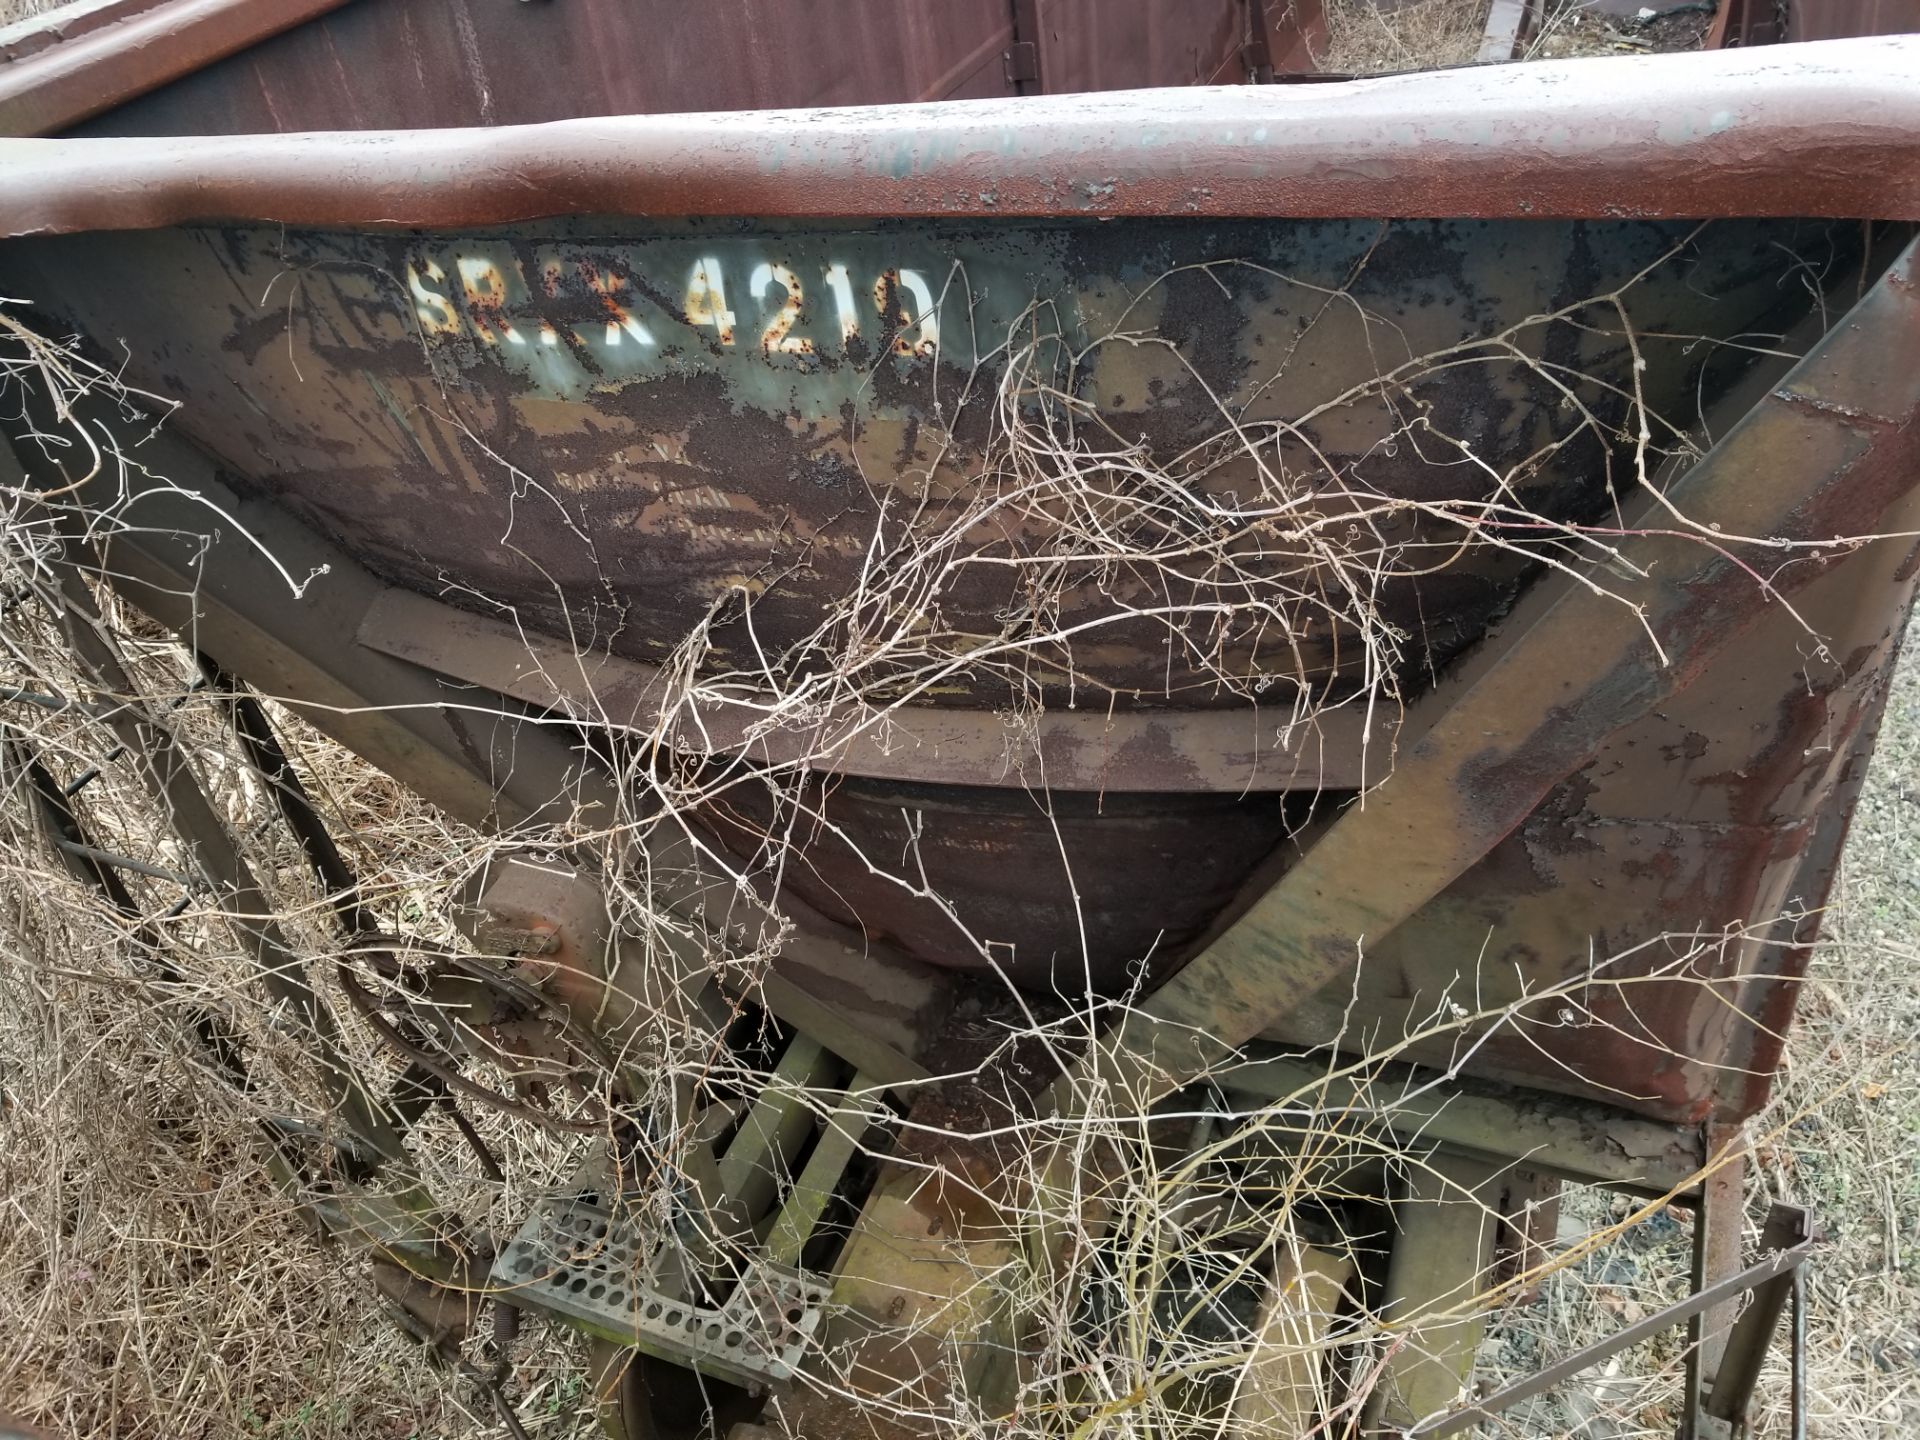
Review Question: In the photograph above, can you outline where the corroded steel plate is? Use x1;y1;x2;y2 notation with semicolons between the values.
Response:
0;214;1846;712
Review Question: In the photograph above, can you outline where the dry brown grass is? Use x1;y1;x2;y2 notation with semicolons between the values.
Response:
0;0;83;31
0;592;606;1439
1314;0;1491;73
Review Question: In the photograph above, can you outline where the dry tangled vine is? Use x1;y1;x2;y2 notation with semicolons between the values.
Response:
0;217;1904;1440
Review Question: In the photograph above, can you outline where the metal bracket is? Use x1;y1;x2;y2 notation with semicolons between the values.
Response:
1698;1204;1817;1438
494;1193;830;1391
1407;1202;1815;1438
1246;0;1277;79
1006;0;1042;90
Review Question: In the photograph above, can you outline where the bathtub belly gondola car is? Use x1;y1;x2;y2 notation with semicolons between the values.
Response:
2;3;1919;1435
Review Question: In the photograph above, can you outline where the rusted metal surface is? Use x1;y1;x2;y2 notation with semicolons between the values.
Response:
1785;0;1920;41
1009;0;1254;94
1708;0;1785;46
1477;0;1539;62
1263;508;1918;1124
1259;253;1920;1122
451;854;642;1116
1249;0;1327;75
0;217;1848;721
1;40;1917;226
701;770;1313;990
1492;1168;1561;1303
357;588;1388;794
1058;236;1920;1122
7;209;1915;1093
4;208;1873;1007
357;585;1358;984
3;24;1918;1128
1219;1052;1708;1195
3;12;1916;1427
0;0;1273;141
1698;1147;1793;1434
1685;1122;1751;1424
1717;0;1920;47
0;0;353;138
1;0;1014;136
1007;0;1044;91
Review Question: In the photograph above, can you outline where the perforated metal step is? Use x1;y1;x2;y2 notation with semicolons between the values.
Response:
494;1193;830;1390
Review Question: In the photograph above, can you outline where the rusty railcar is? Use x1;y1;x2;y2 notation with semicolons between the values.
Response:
2;3;1919;1436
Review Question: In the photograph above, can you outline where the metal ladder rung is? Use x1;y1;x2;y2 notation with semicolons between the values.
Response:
715;1035;835;1224
763;1072;877;1271
63;675;208;796
55;837;190;885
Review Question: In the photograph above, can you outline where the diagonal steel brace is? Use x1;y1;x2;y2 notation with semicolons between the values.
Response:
1054;238;1920;1111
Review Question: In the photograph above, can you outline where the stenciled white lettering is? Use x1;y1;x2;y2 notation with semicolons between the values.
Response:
408;253;940;366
